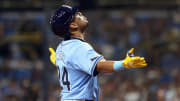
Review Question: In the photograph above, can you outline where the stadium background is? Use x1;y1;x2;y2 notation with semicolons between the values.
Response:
0;0;180;101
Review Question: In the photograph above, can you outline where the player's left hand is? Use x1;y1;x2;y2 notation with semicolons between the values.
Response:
122;48;147;68
49;48;56;66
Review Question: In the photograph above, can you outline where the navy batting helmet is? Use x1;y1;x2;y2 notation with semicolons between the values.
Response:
50;5;78;38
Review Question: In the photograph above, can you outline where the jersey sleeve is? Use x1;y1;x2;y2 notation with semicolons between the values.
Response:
72;43;103;76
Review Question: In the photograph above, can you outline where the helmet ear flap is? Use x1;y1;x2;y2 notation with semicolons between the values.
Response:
50;21;69;37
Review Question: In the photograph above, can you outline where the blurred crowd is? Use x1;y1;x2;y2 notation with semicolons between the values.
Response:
0;12;49;101
85;10;180;101
0;9;180;101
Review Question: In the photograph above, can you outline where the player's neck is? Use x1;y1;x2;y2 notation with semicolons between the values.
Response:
70;32;85;40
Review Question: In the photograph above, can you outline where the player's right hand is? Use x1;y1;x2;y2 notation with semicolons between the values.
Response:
122;48;147;68
49;48;56;66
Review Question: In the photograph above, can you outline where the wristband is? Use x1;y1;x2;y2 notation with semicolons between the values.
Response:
113;60;125;71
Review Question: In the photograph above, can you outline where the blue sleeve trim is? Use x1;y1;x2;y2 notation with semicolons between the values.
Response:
90;56;104;76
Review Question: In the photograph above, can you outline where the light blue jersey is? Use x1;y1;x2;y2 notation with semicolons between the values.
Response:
55;38;103;101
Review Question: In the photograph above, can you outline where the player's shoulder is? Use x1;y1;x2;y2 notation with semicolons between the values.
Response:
56;39;79;50
64;38;93;50
56;38;93;53
77;40;93;51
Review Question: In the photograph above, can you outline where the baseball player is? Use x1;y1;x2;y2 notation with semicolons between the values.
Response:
49;5;147;101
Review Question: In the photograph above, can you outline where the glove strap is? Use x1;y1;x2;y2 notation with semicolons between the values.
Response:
113;60;125;71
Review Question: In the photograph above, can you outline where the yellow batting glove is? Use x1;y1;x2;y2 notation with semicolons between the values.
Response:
122;48;147;68
49;48;56;66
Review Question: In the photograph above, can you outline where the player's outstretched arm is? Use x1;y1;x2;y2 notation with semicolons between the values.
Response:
96;48;147;73
49;48;56;66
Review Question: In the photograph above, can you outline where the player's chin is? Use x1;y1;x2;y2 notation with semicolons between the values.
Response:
83;20;88;26
85;21;88;27
81;23;88;32
84;23;88;29
83;21;88;28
